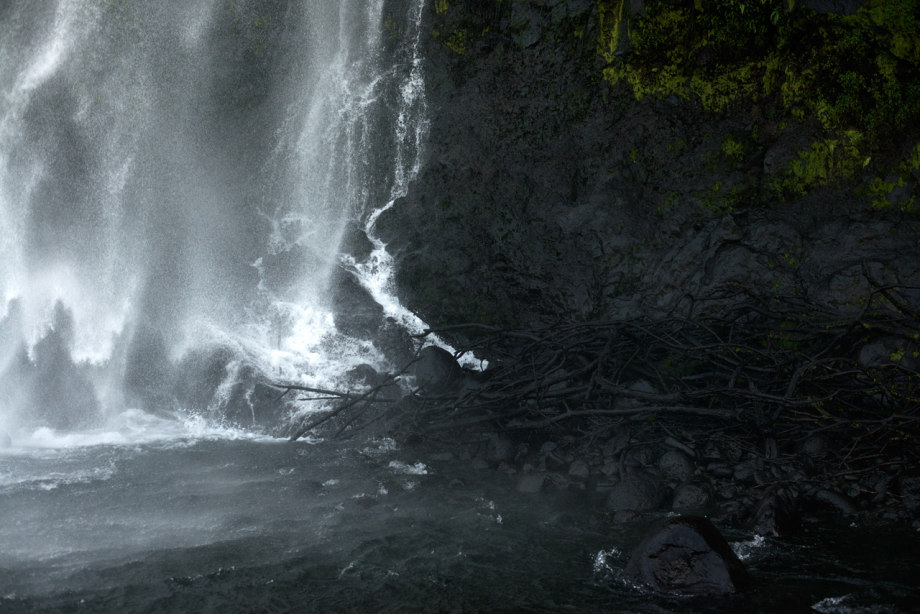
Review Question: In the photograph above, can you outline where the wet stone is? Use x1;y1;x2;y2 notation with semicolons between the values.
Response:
672;483;712;513
658;449;694;483
486;435;516;464
600;460;619;476
413;346;464;394
517;473;545;494
798;434;830;458
733;463;756;483
624;516;750;596
568;459;590;480
602;428;630;457
605;470;664;513
623;445;658;469
707;462;733;478
545;448;574;471
471;458;489;470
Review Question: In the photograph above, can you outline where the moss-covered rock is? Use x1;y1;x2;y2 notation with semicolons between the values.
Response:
377;0;920;346
599;0;920;199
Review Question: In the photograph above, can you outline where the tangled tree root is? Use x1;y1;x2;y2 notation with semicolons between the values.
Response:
278;275;920;473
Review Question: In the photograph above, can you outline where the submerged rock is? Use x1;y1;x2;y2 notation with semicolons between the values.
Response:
748;488;799;537
625;516;750;596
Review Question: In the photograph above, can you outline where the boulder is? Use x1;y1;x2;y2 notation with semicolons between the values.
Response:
624;516;750;596
516;473;546;494
605;470;665;513
658;449;694;483
339;220;375;262
748;488;799;536
413;346;464;394
671;482;713;513
329;268;384;339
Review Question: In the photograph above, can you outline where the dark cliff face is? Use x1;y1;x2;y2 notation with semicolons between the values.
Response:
375;0;920;345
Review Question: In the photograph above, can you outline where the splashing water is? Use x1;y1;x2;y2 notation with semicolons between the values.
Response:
0;1;431;438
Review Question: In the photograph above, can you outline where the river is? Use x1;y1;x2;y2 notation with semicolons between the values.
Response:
2;415;917;613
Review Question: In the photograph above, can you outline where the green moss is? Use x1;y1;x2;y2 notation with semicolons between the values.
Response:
445;28;467;55
655;190;680;216
721;135;746;162
867;142;920;212
698;179;742;216
774;133;865;197
435;0;449;14
384;12;403;41
597;0;632;64
901;141;920;175
868;176;902;211
597;0;920;202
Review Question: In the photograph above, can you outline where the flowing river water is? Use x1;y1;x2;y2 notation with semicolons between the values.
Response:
1;421;918;612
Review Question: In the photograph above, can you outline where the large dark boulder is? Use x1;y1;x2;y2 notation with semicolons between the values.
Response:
412;345;464;394
625;516;750;596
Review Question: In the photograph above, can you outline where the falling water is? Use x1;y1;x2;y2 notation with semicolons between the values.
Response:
0;1;430;437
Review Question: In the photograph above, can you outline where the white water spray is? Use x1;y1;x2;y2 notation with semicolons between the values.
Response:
0;0;434;436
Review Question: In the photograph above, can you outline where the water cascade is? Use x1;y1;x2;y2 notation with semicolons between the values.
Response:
0;0;429;436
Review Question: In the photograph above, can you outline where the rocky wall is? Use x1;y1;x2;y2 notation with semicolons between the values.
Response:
371;0;920;350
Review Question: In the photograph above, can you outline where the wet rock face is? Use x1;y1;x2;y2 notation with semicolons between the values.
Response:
377;0;920;346
625;516;750;596
329;268;385;340
2;301;102;430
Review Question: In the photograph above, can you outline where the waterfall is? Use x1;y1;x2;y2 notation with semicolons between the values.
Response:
0;1;430;435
